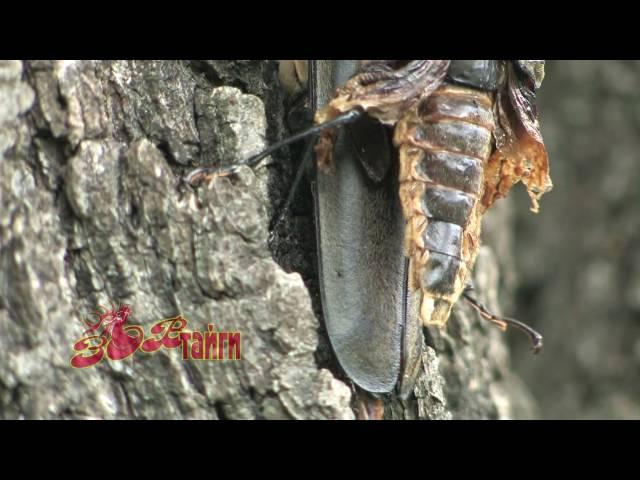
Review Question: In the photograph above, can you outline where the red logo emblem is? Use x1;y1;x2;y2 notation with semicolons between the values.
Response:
70;303;239;368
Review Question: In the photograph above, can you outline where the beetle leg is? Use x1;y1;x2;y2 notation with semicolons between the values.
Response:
462;289;543;354
355;390;385;420
270;133;316;230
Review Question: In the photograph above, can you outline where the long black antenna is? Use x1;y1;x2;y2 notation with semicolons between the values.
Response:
184;109;363;185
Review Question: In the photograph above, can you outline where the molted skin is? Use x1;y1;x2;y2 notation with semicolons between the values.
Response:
395;84;496;327
447;60;499;91
311;60;549;396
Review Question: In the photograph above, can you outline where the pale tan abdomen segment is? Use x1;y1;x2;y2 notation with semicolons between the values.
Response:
394;84;496;328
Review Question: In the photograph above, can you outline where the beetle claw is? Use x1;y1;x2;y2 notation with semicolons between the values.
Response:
184;165;239;186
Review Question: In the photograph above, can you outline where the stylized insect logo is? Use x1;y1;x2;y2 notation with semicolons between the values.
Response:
72;303;144;367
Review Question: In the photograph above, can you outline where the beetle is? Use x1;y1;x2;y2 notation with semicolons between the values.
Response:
186;60;552;418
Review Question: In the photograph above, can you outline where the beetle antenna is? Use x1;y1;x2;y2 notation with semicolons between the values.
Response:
462;291;543;354
184;109;363;185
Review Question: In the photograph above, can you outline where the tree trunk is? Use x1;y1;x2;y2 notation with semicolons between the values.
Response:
0;60;537;419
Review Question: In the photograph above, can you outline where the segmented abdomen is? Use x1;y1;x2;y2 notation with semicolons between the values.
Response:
394;83;496;327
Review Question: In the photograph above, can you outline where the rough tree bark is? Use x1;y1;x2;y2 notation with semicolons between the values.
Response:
0;60;537;419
